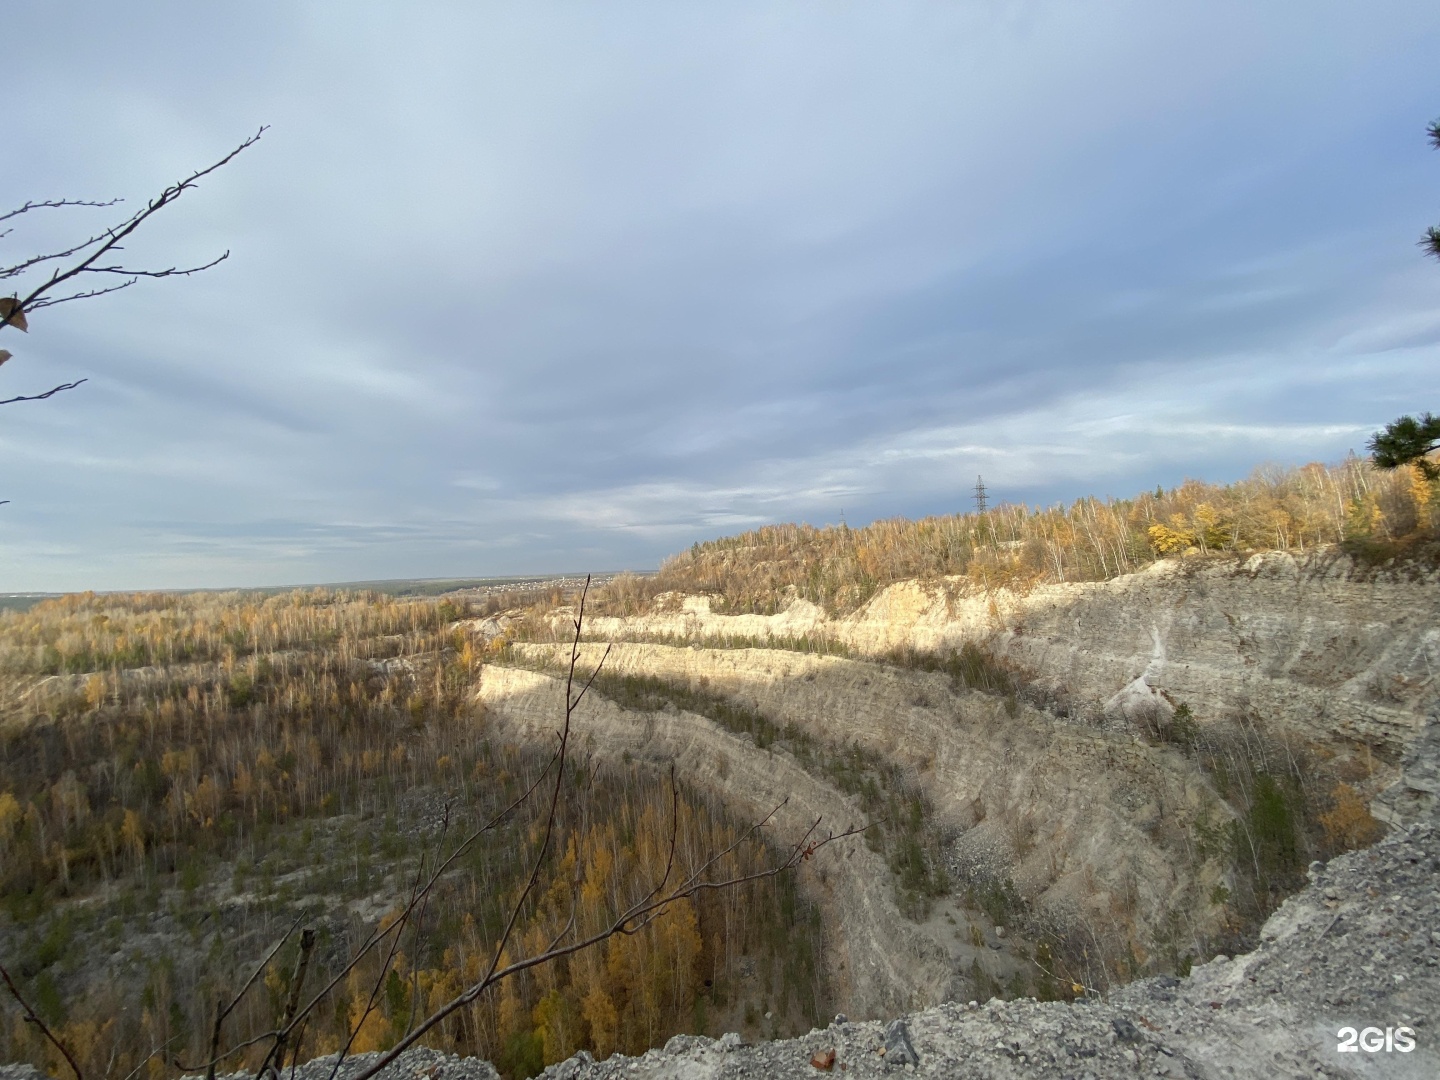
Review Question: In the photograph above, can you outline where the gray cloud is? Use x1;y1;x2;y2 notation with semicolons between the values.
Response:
2;1;1438;590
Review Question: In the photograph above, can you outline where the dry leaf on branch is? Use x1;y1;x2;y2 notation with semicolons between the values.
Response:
0;350;10;367
0;297;28;333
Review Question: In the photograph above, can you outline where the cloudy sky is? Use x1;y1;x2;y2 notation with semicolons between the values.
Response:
2;2;1437;591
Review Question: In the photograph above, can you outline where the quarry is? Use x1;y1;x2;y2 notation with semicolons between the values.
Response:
460;550;1438;1077
2;514;1437;1080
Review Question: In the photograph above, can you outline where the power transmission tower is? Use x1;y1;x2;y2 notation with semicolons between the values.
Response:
973;475;988;514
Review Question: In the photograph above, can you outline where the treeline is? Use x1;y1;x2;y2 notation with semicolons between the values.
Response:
0;588;466;676
0;591;828;1080
594;456;1436;616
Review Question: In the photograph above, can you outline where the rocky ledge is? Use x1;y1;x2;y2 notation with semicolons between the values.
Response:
536;820;1438;1078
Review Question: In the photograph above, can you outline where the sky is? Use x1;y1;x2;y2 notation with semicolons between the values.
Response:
2;1;1438;591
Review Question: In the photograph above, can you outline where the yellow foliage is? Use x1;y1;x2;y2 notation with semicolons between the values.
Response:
1191;503;1232;550
0;791;22;845
346;970;391;1054
1410;463;1435;529
581;454;1435;617
0;583;821;1072
187;774;223;824
1319;783;1383;852
59;1017;116;1078
161;747;197;778
233;762;255;799
49;771;90;825
1147;521;1195;555
580;985;619;1059
495;951;527;1046
120;808;145;861
532;988;581;1066
421;965;462;1015
1411;461;1435;497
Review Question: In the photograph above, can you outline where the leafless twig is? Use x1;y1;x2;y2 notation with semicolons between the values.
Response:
0;961;85;1080
323;846;438;1080
0;198;123;225
258;929;316;1079
178;740;556;1078
26;281;138;310
0;378;88;404
173;916;304;1078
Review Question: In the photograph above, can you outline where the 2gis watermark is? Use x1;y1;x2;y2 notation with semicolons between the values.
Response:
1336;1026;1417;1054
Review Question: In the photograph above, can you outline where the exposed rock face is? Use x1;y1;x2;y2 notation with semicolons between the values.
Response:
960;553;1437;759
432;550;1440;1076
1374;704;1440;827
586;551;1440;758
490;642;1224;1020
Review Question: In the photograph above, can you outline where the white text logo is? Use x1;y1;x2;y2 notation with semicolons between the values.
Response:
1336;1027;1416;1054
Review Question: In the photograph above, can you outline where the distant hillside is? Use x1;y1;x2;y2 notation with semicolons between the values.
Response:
0;576;636;617
0;595;61;615
595;456;1438;617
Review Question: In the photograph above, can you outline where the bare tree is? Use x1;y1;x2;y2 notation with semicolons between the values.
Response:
0;127;266;406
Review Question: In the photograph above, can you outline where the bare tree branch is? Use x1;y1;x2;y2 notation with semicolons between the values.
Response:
259;929;317;1079
82;252;231;278
467;577;606;997
0;198;122;224
2;230;124;280
349;813;869;1080
0;378;87;405
286;1016;310;1080
119;1041;179;1080
1;126;265;335
405;807;453;1038
0;125;263;492
321;846;437;1080
172;916;304;1078
26;281;138;310
0;961;85;1080
170;751;560;1080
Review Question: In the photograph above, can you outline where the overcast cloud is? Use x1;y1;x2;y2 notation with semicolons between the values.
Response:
2;1;1437;590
